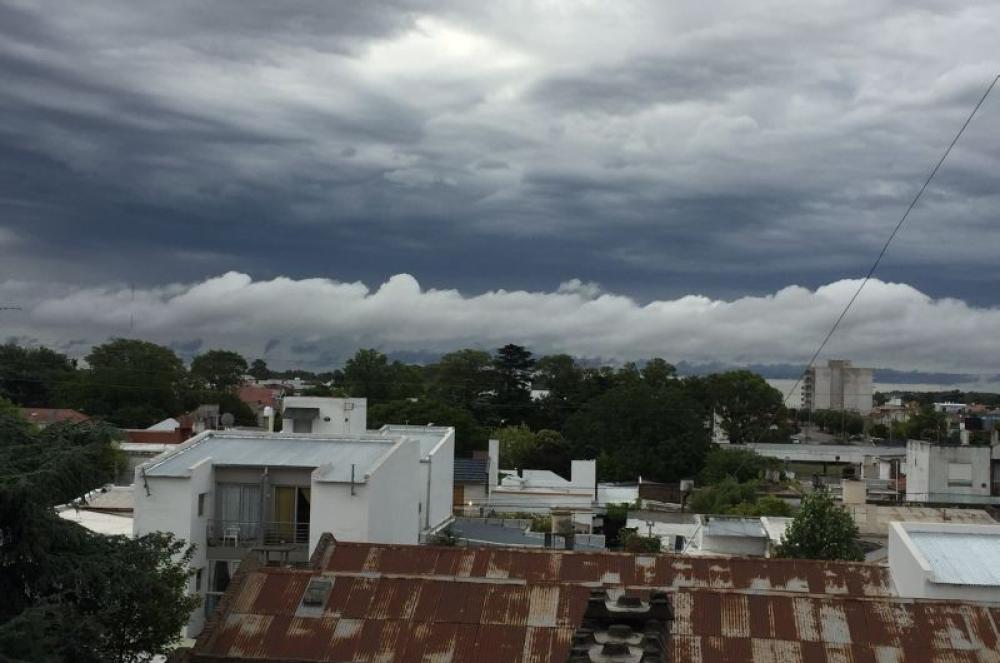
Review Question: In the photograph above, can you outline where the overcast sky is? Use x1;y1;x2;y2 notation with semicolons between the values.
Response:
1;1;999;373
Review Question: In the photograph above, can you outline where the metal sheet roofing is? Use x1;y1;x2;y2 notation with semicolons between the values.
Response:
317;541;895;597
142;431;397;481
197;569;588;663
454;458;489;483
670;588;1000;663
909;531;1000;586
193;554;1000;663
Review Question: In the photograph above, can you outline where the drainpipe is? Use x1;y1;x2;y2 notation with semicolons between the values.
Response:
424;455;432;531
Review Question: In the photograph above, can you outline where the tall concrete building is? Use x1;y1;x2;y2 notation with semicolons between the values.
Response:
802;359;873;412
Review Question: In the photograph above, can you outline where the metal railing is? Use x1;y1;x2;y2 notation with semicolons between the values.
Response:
206;519;309;547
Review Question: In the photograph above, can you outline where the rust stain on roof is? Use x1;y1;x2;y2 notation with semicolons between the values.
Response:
320;541;895;597
192;541;1000;663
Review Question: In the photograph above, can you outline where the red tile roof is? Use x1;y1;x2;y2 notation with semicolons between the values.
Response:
124;429;191;444
237;385;279;410
20;408;88;425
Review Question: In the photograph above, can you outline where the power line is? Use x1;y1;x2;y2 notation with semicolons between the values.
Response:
775;74;1000;411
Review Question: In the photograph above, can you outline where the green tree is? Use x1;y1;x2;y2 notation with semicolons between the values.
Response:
619;529;662;553
529;354;584;430
563;380;710;482
775;491;862;561
687;477;758;514
708;370;788;444
64;339;185;427
699;446;776;485
342;349;393;404
490;344;535;424
368;398;487;455
640;358;676;389
190;349;247;391
905;406;947;442
0;343;77;407
180;390;257;427
0;414;197;662
870;423;889;438
247;358;271;380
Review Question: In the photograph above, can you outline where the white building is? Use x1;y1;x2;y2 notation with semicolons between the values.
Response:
133;423;453;636
889;521;1000;603
281;396;367;434
688;515;770;556
904;440;1000;505
802;359;873;413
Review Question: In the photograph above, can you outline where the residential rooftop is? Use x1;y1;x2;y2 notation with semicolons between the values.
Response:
185;538;1000;663
901;523;1000;587
141;430;399;482
313;539;894;596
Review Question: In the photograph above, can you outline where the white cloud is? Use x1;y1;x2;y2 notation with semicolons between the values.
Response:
3;272;1000;374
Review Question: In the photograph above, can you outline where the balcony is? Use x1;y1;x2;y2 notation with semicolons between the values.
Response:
206;519;310;559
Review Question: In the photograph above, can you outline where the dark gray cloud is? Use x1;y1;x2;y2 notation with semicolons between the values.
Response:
1;0;999;324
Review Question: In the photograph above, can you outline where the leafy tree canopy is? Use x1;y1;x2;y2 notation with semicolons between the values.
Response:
699;446;777;485
189;349;247;391
775;491;862;561
368;398;487;455
708;370;789;444
0;343;76;408
563;380;710;482
247;358;271;380
0;414;197;662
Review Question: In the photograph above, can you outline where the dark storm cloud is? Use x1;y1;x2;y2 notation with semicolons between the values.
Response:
1;0;1000;356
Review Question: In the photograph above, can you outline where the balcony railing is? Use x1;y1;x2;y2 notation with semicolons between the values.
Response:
206;519;309;548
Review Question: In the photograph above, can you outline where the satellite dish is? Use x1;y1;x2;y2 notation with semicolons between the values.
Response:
221;412;235;428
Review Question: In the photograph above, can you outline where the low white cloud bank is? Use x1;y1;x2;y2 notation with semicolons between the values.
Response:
3;272;999;374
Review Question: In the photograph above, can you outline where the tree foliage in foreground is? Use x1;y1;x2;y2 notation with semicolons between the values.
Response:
0;411;198;663
775;491;863;561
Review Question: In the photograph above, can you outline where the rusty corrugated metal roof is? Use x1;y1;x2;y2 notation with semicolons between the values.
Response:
198;570;590;662
321;541;895;597
670;588;1000;662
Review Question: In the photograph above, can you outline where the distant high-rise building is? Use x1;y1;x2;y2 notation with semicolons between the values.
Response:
802;359;873;412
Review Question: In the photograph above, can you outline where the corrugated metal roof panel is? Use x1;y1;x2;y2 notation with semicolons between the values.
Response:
319;542;895;597
908;531;1000;586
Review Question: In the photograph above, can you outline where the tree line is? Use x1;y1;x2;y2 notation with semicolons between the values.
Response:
0;340;794;483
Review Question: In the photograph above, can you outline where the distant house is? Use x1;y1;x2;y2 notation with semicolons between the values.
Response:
905;440;1000;505
20;407;88;428
236;384;283;426
452;457;489;510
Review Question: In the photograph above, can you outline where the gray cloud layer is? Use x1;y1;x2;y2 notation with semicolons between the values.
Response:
3;272;1000;376
0;1;999;304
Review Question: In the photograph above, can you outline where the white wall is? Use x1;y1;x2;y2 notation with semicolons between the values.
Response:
905;441;991;503
570;460;597;493
308;475;370;551
424;429;454;531
700;533;769;556
282;397;367;435
365;439;421;544
133;459;212;638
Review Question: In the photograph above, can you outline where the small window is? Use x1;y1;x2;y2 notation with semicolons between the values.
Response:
948;463;973;487
301;578;333;608
195;568;203;592
197;493;207;517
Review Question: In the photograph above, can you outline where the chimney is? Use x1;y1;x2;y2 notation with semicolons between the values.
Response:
488;438;499;489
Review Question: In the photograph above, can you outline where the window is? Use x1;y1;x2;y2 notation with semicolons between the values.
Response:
217;483;262;539
301;578;332;608
197;492;206;516
948;463;973;487
195;568;203;592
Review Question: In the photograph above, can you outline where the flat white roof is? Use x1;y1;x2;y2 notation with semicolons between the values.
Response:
908;530;1000;586
142;431;399;482
58;508;134;537
377;425;452;457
